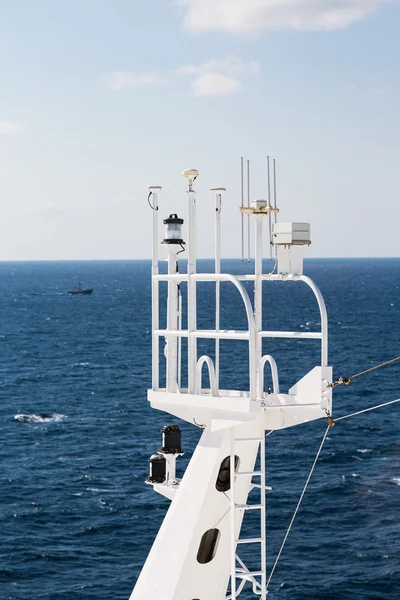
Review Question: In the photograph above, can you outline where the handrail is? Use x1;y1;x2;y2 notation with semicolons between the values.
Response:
152;271;327;395
298;275;328;367
260;274;328;367
195;356;218;397
192;273;256;400
258;355;280;397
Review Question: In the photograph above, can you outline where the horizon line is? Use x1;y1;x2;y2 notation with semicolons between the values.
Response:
1;256;400;263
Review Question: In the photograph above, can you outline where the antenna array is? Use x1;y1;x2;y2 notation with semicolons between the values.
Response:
239;156;279;261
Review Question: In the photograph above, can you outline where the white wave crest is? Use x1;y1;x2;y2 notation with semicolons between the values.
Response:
14;413;65;423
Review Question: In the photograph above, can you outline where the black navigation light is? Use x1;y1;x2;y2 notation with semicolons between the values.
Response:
158;424;183;455
146;454;166;484
162;214;184;245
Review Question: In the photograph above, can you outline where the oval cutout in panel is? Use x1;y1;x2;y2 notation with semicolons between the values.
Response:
215;455;240;492
196;528;220;564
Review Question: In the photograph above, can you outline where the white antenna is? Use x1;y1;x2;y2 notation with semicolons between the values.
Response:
182;168;199;191
149;185;162;390
267;157;272;259
240;157;244;261
273;158;278;261
273;159;277;223
210;187;226;388
247;159;251;262
182;168;199;394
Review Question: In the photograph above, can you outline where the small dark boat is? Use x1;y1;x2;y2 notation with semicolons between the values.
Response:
68;282;93;295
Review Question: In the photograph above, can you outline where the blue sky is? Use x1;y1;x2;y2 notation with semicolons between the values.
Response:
0;0;399;260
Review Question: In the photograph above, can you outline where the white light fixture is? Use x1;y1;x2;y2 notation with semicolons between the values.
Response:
162;214;185;245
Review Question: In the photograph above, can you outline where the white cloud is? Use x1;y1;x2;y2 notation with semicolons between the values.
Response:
175;55;260;96
179;0;390;33
175;55;261;77
0;121;25;136
106;56;259;97
105;71;167;91
192;73;242;97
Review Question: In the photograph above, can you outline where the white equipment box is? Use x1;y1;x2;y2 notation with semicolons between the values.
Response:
272;222;311;246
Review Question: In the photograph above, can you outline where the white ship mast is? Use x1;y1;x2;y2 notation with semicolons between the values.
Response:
130;162;333;600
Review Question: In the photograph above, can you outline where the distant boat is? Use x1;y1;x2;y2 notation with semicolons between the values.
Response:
68;282;93;295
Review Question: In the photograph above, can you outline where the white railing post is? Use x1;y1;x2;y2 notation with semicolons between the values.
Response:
166;244;179;392
298;276;328;367
150;187;161;391
185;172;198;394
258;355;280;398
195;356;218;397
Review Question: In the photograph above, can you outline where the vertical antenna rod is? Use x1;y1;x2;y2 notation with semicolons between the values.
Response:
273;158;277;223
267;157;272;260
149;186;161;391
182;169;199;394
211;187;226;388
273;159;277;261
247;159;251;262
241;157;244;261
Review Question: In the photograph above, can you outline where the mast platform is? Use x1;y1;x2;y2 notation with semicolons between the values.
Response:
130;163;333;600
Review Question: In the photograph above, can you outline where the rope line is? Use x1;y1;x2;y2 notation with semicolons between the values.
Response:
266;424;331;591
335;398;400;422
263;397;400;592
330;355;400;388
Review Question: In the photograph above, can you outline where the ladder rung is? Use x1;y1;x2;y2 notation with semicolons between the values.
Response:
250;483;272;490
235;537;262;544
235;504;262;510
236;471;262;477
236;571;264;579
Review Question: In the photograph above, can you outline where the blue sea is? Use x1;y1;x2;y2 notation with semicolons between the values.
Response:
1;259;399;600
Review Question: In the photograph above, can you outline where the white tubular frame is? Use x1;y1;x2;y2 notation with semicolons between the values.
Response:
187;182;197;394
258;355;280;397
153;272;257;400
151;191;159;391
152;272;328;397
254;217;263;373
215;192;222;387
166;245;179;392
195;355;218;397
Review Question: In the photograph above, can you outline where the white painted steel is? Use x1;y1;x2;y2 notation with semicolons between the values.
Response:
247;159;251;262
267;156;272;260
151;189;160;391
260;434;267;599
153;272;328;367
193;273;257;400
154;329;249;340
196;355;218;397
230;430;237;600
131;167;333;600
259;331;322;340
241;157;244;261
130;422;261;600
154;273;189;281
187;179;197;394
258;355;280;396
214;190;222;387
298;275;328;366
255;217;264;374
166;244;179;392
178;289;182;388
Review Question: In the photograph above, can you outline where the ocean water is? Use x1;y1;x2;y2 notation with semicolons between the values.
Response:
1;258;399;600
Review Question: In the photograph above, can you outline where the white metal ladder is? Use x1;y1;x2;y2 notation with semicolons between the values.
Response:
227;434;268;600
